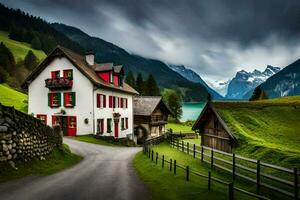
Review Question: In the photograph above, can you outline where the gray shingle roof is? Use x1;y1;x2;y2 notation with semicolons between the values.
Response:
133;96;172;116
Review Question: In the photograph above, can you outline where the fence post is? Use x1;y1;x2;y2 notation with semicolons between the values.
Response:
162;155;165;168
193;144;196;158
174;160;177;175
201;146;204;162
208;171;211;191
228;182;234;200
182;141;184;152
294;168;298;200
211;149;214;169
232;153;236;180
257;160;261;195
170;159;172;171
151;150;154;161
156;152;158;164
186;166;189;181
187;142;189;155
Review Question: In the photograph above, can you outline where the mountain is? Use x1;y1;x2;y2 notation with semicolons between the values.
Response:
226;65;281;99
206;80;229;97
257;59;300;98
168;64;223;99
52;23;211;101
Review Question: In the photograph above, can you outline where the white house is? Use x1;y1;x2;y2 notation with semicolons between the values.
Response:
22;46;138;138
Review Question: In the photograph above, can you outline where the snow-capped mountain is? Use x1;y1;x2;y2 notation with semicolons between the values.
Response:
226;65;281;99
206;80;230;97
168;64;223;99
259;59;300;98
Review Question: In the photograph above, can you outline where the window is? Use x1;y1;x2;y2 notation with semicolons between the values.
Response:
107;118;112;133
64;92;76;107
125;118;128;129
109;96;113;108
113;96;117;108
48;93;61;107
52;116;59;126
109;72;114;83
121;118;125;130
36;114;47;124
51;70;60;78
63;69;73;80
69;116;76;128
97;119;104;134
96;94;106;108
120;98;127;108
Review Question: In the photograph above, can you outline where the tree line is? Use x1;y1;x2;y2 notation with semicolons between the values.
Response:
125;71;183;121
0;42;38;87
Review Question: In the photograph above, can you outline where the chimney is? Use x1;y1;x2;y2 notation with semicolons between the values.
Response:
85;50;94;66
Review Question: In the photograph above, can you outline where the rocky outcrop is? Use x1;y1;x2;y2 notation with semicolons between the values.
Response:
0;103;62;166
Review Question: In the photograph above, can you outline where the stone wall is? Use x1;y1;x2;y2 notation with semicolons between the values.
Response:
0;103;62;165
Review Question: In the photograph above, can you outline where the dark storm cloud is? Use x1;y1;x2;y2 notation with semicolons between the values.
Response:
1;0;300;81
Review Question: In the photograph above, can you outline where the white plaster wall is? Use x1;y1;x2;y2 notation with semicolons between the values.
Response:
93;89;133;138
28;57;94;135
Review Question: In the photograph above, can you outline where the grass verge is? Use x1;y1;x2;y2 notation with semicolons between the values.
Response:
166;122;193;133
72;134;128;147
133;142;267;200
0;144;82;183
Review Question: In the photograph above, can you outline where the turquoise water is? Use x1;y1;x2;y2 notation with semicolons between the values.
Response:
181;102;206;122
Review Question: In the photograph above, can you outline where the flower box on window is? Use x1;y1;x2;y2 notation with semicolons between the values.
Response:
45;77;73;90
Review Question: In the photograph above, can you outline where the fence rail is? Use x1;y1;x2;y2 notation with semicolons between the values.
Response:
143;145;271;200
169;136;299;200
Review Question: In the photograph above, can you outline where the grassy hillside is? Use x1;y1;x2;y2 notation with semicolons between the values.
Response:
214;96;300;168
0;84;27;112
0;31;46;61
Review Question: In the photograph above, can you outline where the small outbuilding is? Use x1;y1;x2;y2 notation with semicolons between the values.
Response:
192;102;235;153
133;96;172;144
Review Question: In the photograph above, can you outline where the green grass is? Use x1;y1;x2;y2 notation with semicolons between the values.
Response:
0;144;82;183
0;31;46;61
166;122;193;133
72;134;127;147
214;97;300;168
133;143;263;200
0;84;28;112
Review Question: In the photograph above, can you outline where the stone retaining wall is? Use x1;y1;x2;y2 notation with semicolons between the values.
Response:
0;103;62;165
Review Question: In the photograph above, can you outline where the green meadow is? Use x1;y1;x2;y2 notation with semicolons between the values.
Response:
0;31;46;61
0;84;28;112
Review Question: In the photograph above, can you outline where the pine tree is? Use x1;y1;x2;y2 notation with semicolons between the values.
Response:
31;36;42;50
24;50;38;70
144;74;160;96
0;42;16;75
250;85;268;101
125;71;135;88
135;73;144;94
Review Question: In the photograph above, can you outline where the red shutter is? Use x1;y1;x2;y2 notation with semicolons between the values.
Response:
125;118;128;129
97;94;100;108
52;116;56;125
51;71;56;78
103;95;106;108
109;96;113;108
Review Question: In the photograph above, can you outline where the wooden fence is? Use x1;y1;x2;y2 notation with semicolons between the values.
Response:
169;137;299;200
143;145;271;200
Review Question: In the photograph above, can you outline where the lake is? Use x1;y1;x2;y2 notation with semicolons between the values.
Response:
181;102;206;122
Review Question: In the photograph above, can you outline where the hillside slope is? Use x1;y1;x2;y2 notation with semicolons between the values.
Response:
258;59;300;98
215;97;300;168
0;31;46;61
52;23;211;101
0;84;27;112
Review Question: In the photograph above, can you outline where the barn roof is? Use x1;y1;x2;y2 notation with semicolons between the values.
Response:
192;102;235;140
133;96;172;116
22;46;138;95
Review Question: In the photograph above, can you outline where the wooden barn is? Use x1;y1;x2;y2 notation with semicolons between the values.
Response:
133;96;172;144
192;102;235;153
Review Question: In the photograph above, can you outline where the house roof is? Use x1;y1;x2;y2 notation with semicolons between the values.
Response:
192;102;235;140
93;63;113;71
133;96;172;116
22;46;138;95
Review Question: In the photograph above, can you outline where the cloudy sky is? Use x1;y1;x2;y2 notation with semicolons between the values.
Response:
1;0;300;83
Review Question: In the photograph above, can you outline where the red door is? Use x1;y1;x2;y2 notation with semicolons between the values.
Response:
114;122;119;138
67;116;77;136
